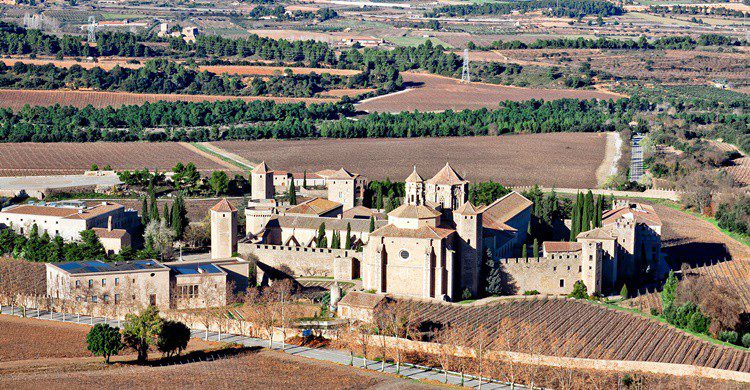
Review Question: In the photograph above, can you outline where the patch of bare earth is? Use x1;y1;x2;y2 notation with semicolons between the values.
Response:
356;72;623;113
0;315;90;362
212;133;607;188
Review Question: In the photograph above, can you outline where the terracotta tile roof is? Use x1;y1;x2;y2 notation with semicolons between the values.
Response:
602;204;662;227
543;241;583;253
92;227;129;239
327;167;358;180
338;291;387;309
253;161;271;174
211;199;238;213
1;204;82;218
480;191;532;226
64;203;124;220
577;225;617;240
371;223;455;239
405;166;424;183
388;204;441;219
342;205;384;220
315;169;338;178
269;215;386;232
426;163;467;185
455;201;479;215
285;197;341;216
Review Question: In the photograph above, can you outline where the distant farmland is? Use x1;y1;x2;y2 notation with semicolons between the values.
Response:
0;142;236;177
0;90;338;110
212;132;609;188
356;72;624;113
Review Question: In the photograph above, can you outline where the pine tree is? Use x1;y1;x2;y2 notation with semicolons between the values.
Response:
141;196;149;227
369;216;375;233
344;222;352;250
532;238;539;258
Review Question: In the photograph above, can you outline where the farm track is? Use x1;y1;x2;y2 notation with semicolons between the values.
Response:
401;298;750;373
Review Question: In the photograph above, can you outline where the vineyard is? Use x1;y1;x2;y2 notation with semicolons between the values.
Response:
0;143;234;177
400;297;750;373
0;90;337;110
724;157;750;187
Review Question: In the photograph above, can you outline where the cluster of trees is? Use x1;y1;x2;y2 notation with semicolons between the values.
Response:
0;100;351;142
658;270;749;347
647;5;748;18
315;222;356;250
0;225;106;263
426;0;623;18
568;191;608;240
0;23;153;57
366;179;404;211
715;195;750;236
0;60;393;97
247;5;338;21
86;306;191;363
522;186;571;243
473;34;747;51
468;181;510;206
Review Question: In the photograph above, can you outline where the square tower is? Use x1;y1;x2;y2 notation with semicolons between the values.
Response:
327;168;358;210
211;199;237;259
454;201;483;298
251;161;274;201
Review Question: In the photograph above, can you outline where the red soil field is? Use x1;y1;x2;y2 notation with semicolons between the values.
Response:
402;297;750;373
0;90;338;110
0;143;232;177
197;65;359;76
0;315;90;362
355;72;624;113
212;133;608;188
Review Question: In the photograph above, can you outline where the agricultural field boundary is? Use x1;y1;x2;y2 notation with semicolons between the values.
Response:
180;142;247;171
0;307;525;389
653;200;750;250
511;186;680;201
192;143;255;171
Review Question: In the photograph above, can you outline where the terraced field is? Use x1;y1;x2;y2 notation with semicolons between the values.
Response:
400;298;750;373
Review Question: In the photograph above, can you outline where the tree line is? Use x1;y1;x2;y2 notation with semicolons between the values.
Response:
426;0;623;18
472;34;747;51
0;59;401;97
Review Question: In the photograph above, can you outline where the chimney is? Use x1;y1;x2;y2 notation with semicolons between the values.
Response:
107;216;113;231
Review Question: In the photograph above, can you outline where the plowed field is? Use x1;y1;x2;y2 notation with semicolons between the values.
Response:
212;132;608;187
0;90;337;110
401;297;750;373
356;72;623;113
0;143;235;177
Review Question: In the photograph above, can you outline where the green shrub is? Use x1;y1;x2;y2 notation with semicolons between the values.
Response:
568;281;588;299
718;331;738;344
687;312;710;334
742;333;750;348
523;290;540;295
86;323;124;364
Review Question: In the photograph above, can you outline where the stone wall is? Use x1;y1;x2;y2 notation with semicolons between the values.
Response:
238;243;360;279
497;256;582;295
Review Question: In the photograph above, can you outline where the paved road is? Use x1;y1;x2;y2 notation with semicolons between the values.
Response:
0;305;525;389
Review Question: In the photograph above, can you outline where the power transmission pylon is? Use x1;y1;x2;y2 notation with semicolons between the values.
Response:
87;16;97;44
460;48;470;83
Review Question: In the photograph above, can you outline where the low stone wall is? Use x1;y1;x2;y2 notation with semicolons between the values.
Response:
498;256;580;296
238;243;360;278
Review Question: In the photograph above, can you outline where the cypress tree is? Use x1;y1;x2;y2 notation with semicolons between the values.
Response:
569;202;579;241
375;189;383;210
369;216;375;233
317;223;327;248
331;231;340;249
521;244;527;259
582;197;591;233
141;196;149;226
344;222;352;249
288;184;297;205
532;238;539;258
171;194;188;238
148;182;159;223
303;170;307;189
163;203;171;227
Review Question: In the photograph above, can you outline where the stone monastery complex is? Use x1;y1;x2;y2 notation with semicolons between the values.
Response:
13;161;664;308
